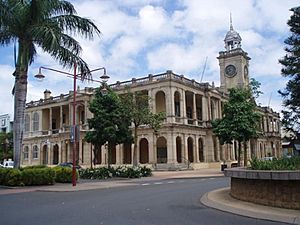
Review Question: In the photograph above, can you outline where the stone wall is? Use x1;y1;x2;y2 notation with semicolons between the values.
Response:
225;168;300;209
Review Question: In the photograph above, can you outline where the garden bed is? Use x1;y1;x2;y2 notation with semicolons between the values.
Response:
224;168;300;209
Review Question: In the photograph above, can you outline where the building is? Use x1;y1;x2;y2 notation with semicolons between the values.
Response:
21;23;281;169
0;114;13;133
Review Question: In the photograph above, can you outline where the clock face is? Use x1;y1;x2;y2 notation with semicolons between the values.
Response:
225;65;237;77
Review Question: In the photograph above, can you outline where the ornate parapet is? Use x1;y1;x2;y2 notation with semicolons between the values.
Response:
224;168;300;209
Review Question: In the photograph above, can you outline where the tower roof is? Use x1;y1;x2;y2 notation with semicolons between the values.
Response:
224;14;242;51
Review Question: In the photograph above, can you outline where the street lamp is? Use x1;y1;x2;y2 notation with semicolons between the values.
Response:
35;65;109;186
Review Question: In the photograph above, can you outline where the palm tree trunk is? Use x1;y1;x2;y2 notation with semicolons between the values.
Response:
13;67;28;168
133;126;138;167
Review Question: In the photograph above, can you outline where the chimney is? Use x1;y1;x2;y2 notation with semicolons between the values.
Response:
44;89;51;99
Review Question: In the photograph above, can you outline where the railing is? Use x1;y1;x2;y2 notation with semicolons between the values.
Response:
110;71;213;91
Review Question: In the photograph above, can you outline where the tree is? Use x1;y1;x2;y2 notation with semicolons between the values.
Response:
212;87;261;166
278;6;300;139
85;85;133;168
120;91;165;166
0;0;100;168
0;132;13;161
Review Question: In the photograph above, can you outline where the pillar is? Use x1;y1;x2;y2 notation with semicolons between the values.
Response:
194;135;200;163
182;90;187;124
167;133;176;164
192;93;197;125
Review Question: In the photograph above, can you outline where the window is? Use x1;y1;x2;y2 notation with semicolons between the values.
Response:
23;146;29;160
32;145;39;159
25;114;30;132
33;112;39;131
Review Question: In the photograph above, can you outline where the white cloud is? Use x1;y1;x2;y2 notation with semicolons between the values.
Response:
1;0;299;117
0;65;15;116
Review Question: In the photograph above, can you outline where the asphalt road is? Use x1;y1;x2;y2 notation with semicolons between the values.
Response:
0;177;284;225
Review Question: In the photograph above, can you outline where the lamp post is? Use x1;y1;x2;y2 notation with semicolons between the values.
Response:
35;65;109;186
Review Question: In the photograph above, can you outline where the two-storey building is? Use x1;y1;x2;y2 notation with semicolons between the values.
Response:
22;23;281;169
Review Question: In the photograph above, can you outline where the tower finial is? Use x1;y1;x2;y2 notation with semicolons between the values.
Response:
230;12;233;30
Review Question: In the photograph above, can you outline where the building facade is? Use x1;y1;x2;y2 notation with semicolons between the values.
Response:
0;114;13;133
21;23;281;169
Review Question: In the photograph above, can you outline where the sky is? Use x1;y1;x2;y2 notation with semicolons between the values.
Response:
0;0;299;119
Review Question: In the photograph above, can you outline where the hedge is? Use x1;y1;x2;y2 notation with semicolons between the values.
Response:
79;166;152;180
250;156;300;170
53;166;78;183
0;166;76;186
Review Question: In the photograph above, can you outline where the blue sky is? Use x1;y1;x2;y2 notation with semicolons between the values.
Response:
0;0;299;118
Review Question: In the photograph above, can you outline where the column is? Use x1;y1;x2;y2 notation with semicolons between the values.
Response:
78;139;82;164
218;100;222;119
202;95;208;122
167;133;176;164
101;145;106;165
136;139;140;164
58;142;61;163
170;87;175;123
153;135;157;164
194;135;199;163
69;103;72;126
116;145;121;164
48;144;51;165
183;135;188;162
148;133;155;163
60;105;63;129
49;107;52;134
207;95;211;121
182;90;187;124
28;144;32;165
205;134;214;162
84;100;88;125
192;93;197;125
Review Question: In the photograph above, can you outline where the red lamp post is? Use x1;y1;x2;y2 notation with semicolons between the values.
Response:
35;65;108;186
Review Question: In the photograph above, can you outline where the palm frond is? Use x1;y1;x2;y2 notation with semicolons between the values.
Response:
50;15;101;39
0;30;14;46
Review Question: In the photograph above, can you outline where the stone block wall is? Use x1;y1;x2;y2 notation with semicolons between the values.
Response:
230;177;300;209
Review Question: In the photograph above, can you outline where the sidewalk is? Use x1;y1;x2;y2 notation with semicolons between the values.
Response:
201;187;300;224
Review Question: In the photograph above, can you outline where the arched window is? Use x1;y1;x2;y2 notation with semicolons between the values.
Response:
23;146;29;160
155;91;166;113
33;112;39;131
32;145;39;159
25;114;30;132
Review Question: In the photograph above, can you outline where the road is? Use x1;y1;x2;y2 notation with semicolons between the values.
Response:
0;177;283;225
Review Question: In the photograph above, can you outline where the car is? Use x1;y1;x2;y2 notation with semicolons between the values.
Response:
58;162;82;170
1;160;14;168
261;156;275;161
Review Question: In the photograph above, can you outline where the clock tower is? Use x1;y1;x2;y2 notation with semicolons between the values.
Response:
217;17;251;92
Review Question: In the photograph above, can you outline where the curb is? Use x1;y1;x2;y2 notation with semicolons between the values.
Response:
200;188;300;224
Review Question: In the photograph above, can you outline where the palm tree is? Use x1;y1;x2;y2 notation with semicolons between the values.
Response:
0;0;101;168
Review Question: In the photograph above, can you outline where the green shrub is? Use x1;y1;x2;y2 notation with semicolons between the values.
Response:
79;166;152;180
21;165;47;170
0;168;11;184
250;156;300;170
6;169;23;186
79;167;112;179
53;166;78;183
0;167;55;186
22;168;55;185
